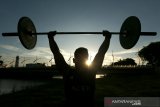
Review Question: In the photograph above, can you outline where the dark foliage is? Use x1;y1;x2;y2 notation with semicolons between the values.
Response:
138;41;160;66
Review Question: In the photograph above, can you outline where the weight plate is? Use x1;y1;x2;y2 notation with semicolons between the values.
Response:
120;16;141;49
18;17;37;49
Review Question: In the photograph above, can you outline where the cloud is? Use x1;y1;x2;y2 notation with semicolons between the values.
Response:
102;49;139;65
0;45;140;66
108;49;138;56
0;44;19;51
20;47;71;62
60;49;71;57
20;47;52;59
103;55;123;65
0;46;65;66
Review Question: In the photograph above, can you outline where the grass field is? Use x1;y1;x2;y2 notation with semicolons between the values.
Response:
0;69;160;107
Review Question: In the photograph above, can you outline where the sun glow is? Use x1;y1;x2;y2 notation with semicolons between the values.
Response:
86;60;92;66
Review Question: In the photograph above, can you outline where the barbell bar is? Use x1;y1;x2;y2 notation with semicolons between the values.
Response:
2;31;157;36
1;16;157;50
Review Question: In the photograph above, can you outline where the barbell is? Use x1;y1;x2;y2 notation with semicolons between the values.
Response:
2;16;157;50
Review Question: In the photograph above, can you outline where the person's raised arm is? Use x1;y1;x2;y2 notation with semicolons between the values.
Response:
92;30;111;70
48;31;68;71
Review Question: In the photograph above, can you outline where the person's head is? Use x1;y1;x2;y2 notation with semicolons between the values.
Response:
73;47;89;68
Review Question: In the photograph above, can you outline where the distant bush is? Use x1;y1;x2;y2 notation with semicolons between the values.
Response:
110;58;137;66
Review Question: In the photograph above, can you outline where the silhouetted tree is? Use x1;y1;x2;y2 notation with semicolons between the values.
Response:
111;58;137;66
138;41;160;66
0;60;3;65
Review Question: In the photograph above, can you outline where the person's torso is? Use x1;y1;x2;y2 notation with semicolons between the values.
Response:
63;67;96;100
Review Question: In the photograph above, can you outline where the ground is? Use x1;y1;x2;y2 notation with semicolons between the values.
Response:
0;71;160;107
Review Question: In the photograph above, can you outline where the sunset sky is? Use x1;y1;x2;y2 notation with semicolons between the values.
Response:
0;0;159;67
